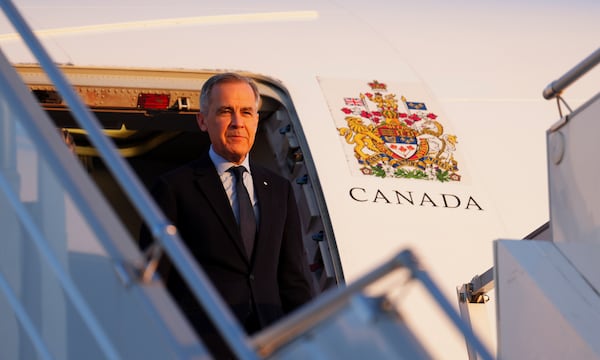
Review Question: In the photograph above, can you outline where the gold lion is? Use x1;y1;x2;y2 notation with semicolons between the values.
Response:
338;116;384;161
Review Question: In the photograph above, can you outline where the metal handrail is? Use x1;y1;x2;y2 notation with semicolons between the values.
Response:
543;47;600;100
253;249;494;360
0;1;256;359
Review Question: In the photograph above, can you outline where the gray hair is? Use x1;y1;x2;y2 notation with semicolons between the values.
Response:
199;72;260;115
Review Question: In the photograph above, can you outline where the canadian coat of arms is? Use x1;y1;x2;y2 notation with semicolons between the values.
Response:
337;80;461;182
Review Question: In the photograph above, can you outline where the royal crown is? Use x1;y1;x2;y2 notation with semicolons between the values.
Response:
368;80;387;91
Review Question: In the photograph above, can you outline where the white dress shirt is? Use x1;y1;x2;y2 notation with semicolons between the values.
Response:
209;146;259;225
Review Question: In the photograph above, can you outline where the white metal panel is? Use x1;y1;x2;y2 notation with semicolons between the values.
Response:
495;240;600;359
556;242;600;292
548;93;600;244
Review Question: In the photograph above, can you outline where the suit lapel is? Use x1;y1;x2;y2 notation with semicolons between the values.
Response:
192;155;249;263
251;165;274;264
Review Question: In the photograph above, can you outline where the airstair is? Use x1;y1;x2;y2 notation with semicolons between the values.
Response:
458;48;600;359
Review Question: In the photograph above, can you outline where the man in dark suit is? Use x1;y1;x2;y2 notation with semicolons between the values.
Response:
140;72;313;357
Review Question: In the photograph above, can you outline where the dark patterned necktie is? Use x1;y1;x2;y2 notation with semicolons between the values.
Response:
229;166;256;257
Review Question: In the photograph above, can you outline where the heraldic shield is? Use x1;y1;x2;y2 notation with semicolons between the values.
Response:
377;124;427;160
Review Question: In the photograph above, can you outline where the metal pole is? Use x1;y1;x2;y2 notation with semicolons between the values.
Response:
543;47;600;100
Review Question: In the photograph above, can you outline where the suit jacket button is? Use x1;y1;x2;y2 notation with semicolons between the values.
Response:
249;274;255;281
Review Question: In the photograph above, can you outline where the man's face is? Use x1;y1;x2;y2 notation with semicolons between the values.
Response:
197;81;259;164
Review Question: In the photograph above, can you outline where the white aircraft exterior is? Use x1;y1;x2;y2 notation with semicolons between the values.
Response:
1;0;599;359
